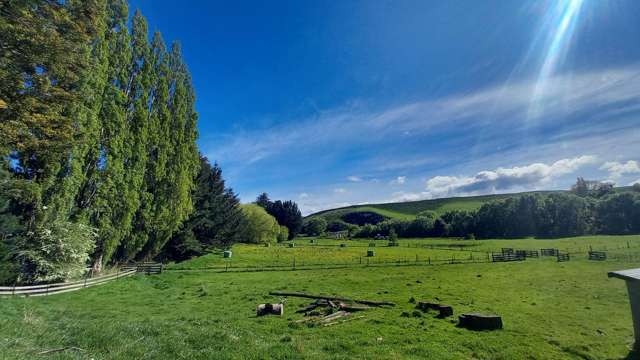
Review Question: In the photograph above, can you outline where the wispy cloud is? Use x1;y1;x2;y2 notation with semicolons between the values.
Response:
390;176;406;185
205;64;640;170
202;64;640;214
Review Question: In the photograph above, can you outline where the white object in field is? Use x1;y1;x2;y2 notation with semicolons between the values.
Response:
256;303;284;316
608;268;640;349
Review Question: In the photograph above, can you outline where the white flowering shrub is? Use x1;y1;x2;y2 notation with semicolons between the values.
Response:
15;221;97;284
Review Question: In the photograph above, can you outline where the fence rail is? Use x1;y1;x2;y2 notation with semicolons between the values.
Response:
0;269;136;297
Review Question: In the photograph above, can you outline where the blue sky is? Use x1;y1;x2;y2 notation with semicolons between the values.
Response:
129;0;640;214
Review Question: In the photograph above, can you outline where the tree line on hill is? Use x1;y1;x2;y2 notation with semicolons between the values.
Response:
0;1;287;284
305;180;640;240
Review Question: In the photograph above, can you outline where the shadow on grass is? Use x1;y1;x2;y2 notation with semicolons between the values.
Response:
625;348;639;360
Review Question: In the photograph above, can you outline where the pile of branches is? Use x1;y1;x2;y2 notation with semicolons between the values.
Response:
270;291;395;327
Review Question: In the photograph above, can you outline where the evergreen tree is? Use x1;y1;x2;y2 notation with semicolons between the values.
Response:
162;157;244;261
256;193;271;208
265;200;303;239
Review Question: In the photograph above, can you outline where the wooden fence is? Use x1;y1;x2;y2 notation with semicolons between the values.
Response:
557;253;570;262
0;269;136;297
588;251;607;261
491;253;525;262
123;262;163;274
540;248;559;256
516;250;539;258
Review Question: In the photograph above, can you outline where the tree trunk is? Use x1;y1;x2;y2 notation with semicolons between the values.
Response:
91;253;102;274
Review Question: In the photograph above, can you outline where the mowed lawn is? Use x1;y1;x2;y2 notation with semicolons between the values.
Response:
1;237;639;359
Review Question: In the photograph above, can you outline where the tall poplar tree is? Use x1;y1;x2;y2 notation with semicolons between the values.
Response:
114;10;151;260
88;0;133;270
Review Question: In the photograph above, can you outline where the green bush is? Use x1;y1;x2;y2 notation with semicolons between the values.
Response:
303;217;327;236
239;204;280;245
277;225;289;243
15;221;97;284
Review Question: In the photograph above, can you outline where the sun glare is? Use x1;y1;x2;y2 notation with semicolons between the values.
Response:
528;0;584;120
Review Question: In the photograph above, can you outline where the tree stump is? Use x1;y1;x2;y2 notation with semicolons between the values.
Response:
458;313;502;330
257;303;284;316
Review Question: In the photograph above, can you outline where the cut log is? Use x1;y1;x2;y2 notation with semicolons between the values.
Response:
458;313;503;330
269;291;395;307
257;303;284;316
416;302;441;312
437;305;453;318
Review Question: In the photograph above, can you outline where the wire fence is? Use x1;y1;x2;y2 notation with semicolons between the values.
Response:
285;239;640;256
167;255;492;273
167;241;640;274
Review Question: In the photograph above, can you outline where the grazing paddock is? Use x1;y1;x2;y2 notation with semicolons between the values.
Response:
1;235;639;359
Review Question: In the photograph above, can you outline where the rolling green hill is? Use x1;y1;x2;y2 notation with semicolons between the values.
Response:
309;186;635;223
308;190;560;222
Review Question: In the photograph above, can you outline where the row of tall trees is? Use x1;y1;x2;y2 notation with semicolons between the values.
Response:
0;1;204;283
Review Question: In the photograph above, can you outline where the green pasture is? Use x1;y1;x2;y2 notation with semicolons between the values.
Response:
1;235;640;359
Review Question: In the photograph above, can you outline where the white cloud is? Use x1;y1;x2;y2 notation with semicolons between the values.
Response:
347;176;362;182
299;192;309;198
390;176;406;185
630;179;640;186
333;188;347;194
390;191;430;202
421;156;597;199
600;160;640;178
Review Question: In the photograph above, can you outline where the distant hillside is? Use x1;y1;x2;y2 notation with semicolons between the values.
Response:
308;190;561;223
308;186;634;224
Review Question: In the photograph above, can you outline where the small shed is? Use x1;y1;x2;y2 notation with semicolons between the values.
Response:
608;268;640;349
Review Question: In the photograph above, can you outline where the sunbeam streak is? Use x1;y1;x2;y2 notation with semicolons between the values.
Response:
528;0;584;121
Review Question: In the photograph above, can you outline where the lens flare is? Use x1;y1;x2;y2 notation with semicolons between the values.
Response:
528;0;584;120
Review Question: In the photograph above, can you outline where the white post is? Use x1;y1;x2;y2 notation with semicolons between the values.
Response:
627;281;640;349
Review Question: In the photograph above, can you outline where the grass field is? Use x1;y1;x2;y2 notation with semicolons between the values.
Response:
1;236;640;359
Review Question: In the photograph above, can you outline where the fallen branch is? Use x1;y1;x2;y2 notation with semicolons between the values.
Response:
319;310;351;324
323;315;365;327
37;347;85;355
338;302;370;312
269;291;395;307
